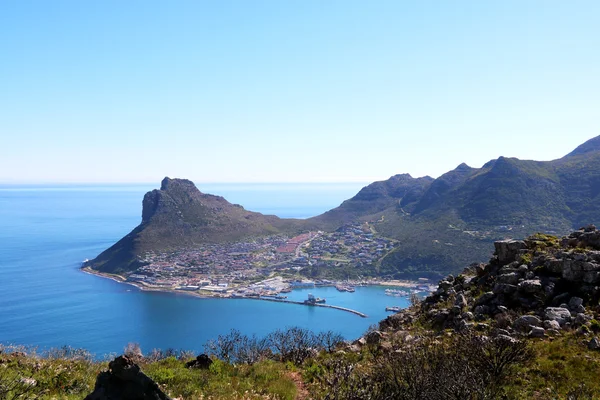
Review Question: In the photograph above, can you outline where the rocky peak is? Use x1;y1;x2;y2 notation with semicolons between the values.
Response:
160;177;200;194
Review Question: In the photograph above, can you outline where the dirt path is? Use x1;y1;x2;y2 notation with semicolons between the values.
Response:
287;371;310;400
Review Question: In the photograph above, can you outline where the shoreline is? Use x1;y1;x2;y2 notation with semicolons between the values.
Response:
81;267;215;299
80;266;424;309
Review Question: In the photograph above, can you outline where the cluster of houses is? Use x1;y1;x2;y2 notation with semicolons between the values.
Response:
303;223;395;267
124;224;397;295
127;233;318;292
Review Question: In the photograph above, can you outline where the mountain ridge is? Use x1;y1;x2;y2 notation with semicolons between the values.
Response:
87;135;600;278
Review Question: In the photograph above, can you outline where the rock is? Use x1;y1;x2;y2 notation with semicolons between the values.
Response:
583;224;597;232
518;264;530;273
353;337;367;347
493;283;517;295
544;307;572;326
572;304;586;314
475;263;486;277
475;292;495;306
496;305;508;314
185;354;213;369
463;312;474;320
474;323;489;331
570;297;585;309
552;292;571;306
514;315;542;331
544;282;555;295
496;329;511;337
529;327;545;338
588;337;600;350
494;240;527;265
432;310;451;328
583;270;600;284
543;320;561;330
366;330;384;345
455;294;468;308
518;279;543;293
495;334;517;343
545;259;563;274
458;320;473;331
575;313;591;325
497;272;520;285
84;355;171;400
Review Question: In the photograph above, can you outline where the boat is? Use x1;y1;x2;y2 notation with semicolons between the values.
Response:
304;293;326;304
385;306;401;312
385;288;409;297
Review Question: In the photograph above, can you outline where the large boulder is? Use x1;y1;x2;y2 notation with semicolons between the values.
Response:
85;355;171;400
562;258;600;283
517;280;543;294
493;283;517;295
529;327;545;338
494;240;527;265
185;354;213;369
514;315;542;332
497;272;520;285
543;307;571;326
366;330;384;345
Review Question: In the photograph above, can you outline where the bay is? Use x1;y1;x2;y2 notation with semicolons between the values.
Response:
0;182;409;357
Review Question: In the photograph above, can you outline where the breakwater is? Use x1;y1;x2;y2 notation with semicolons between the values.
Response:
245;297;368;318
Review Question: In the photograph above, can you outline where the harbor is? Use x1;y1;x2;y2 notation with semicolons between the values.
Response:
244;295;368;318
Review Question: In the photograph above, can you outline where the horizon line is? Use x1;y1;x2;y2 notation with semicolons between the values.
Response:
0;180;376;186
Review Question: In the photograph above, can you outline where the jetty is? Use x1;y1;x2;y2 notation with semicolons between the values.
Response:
245;297;368;318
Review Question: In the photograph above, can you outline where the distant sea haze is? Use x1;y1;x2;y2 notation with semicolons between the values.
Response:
0;183;407;357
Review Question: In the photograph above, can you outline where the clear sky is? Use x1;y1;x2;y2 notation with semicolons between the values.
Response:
1;1;598;183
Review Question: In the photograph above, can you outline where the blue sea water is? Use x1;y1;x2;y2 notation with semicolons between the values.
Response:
0;183;409;357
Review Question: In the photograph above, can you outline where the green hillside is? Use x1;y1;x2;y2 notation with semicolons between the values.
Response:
310;135;600;278
89;136;600;278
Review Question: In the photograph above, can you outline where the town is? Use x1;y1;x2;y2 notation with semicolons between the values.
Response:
118;223;426;299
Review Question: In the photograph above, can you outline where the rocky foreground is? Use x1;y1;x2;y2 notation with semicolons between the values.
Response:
375;224;600;346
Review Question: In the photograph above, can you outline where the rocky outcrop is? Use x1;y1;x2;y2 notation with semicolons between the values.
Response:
84;355;171;400
185;354;213;369
380;226;600;339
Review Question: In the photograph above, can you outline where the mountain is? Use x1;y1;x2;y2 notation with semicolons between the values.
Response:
314;174;434;225
309;135;600;278
87;135;600;278
87;177;307;273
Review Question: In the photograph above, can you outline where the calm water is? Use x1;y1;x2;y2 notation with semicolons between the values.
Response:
0;183;409;357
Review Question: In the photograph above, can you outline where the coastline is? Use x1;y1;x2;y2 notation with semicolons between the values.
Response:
80;266;426;305
81;266;214;299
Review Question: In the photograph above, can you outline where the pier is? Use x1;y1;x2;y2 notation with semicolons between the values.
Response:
242;297;368;318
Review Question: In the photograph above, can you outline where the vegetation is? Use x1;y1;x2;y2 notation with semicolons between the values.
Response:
4;323;600;399
89;136;600;278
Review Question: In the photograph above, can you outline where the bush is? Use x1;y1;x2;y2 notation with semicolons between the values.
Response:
204;327;344;366
590;319;600;333
309;332;534;400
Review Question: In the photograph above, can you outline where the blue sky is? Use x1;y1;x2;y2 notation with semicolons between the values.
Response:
1;1;598;183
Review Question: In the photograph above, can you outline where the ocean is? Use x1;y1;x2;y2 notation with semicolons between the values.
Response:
0;182;409;357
